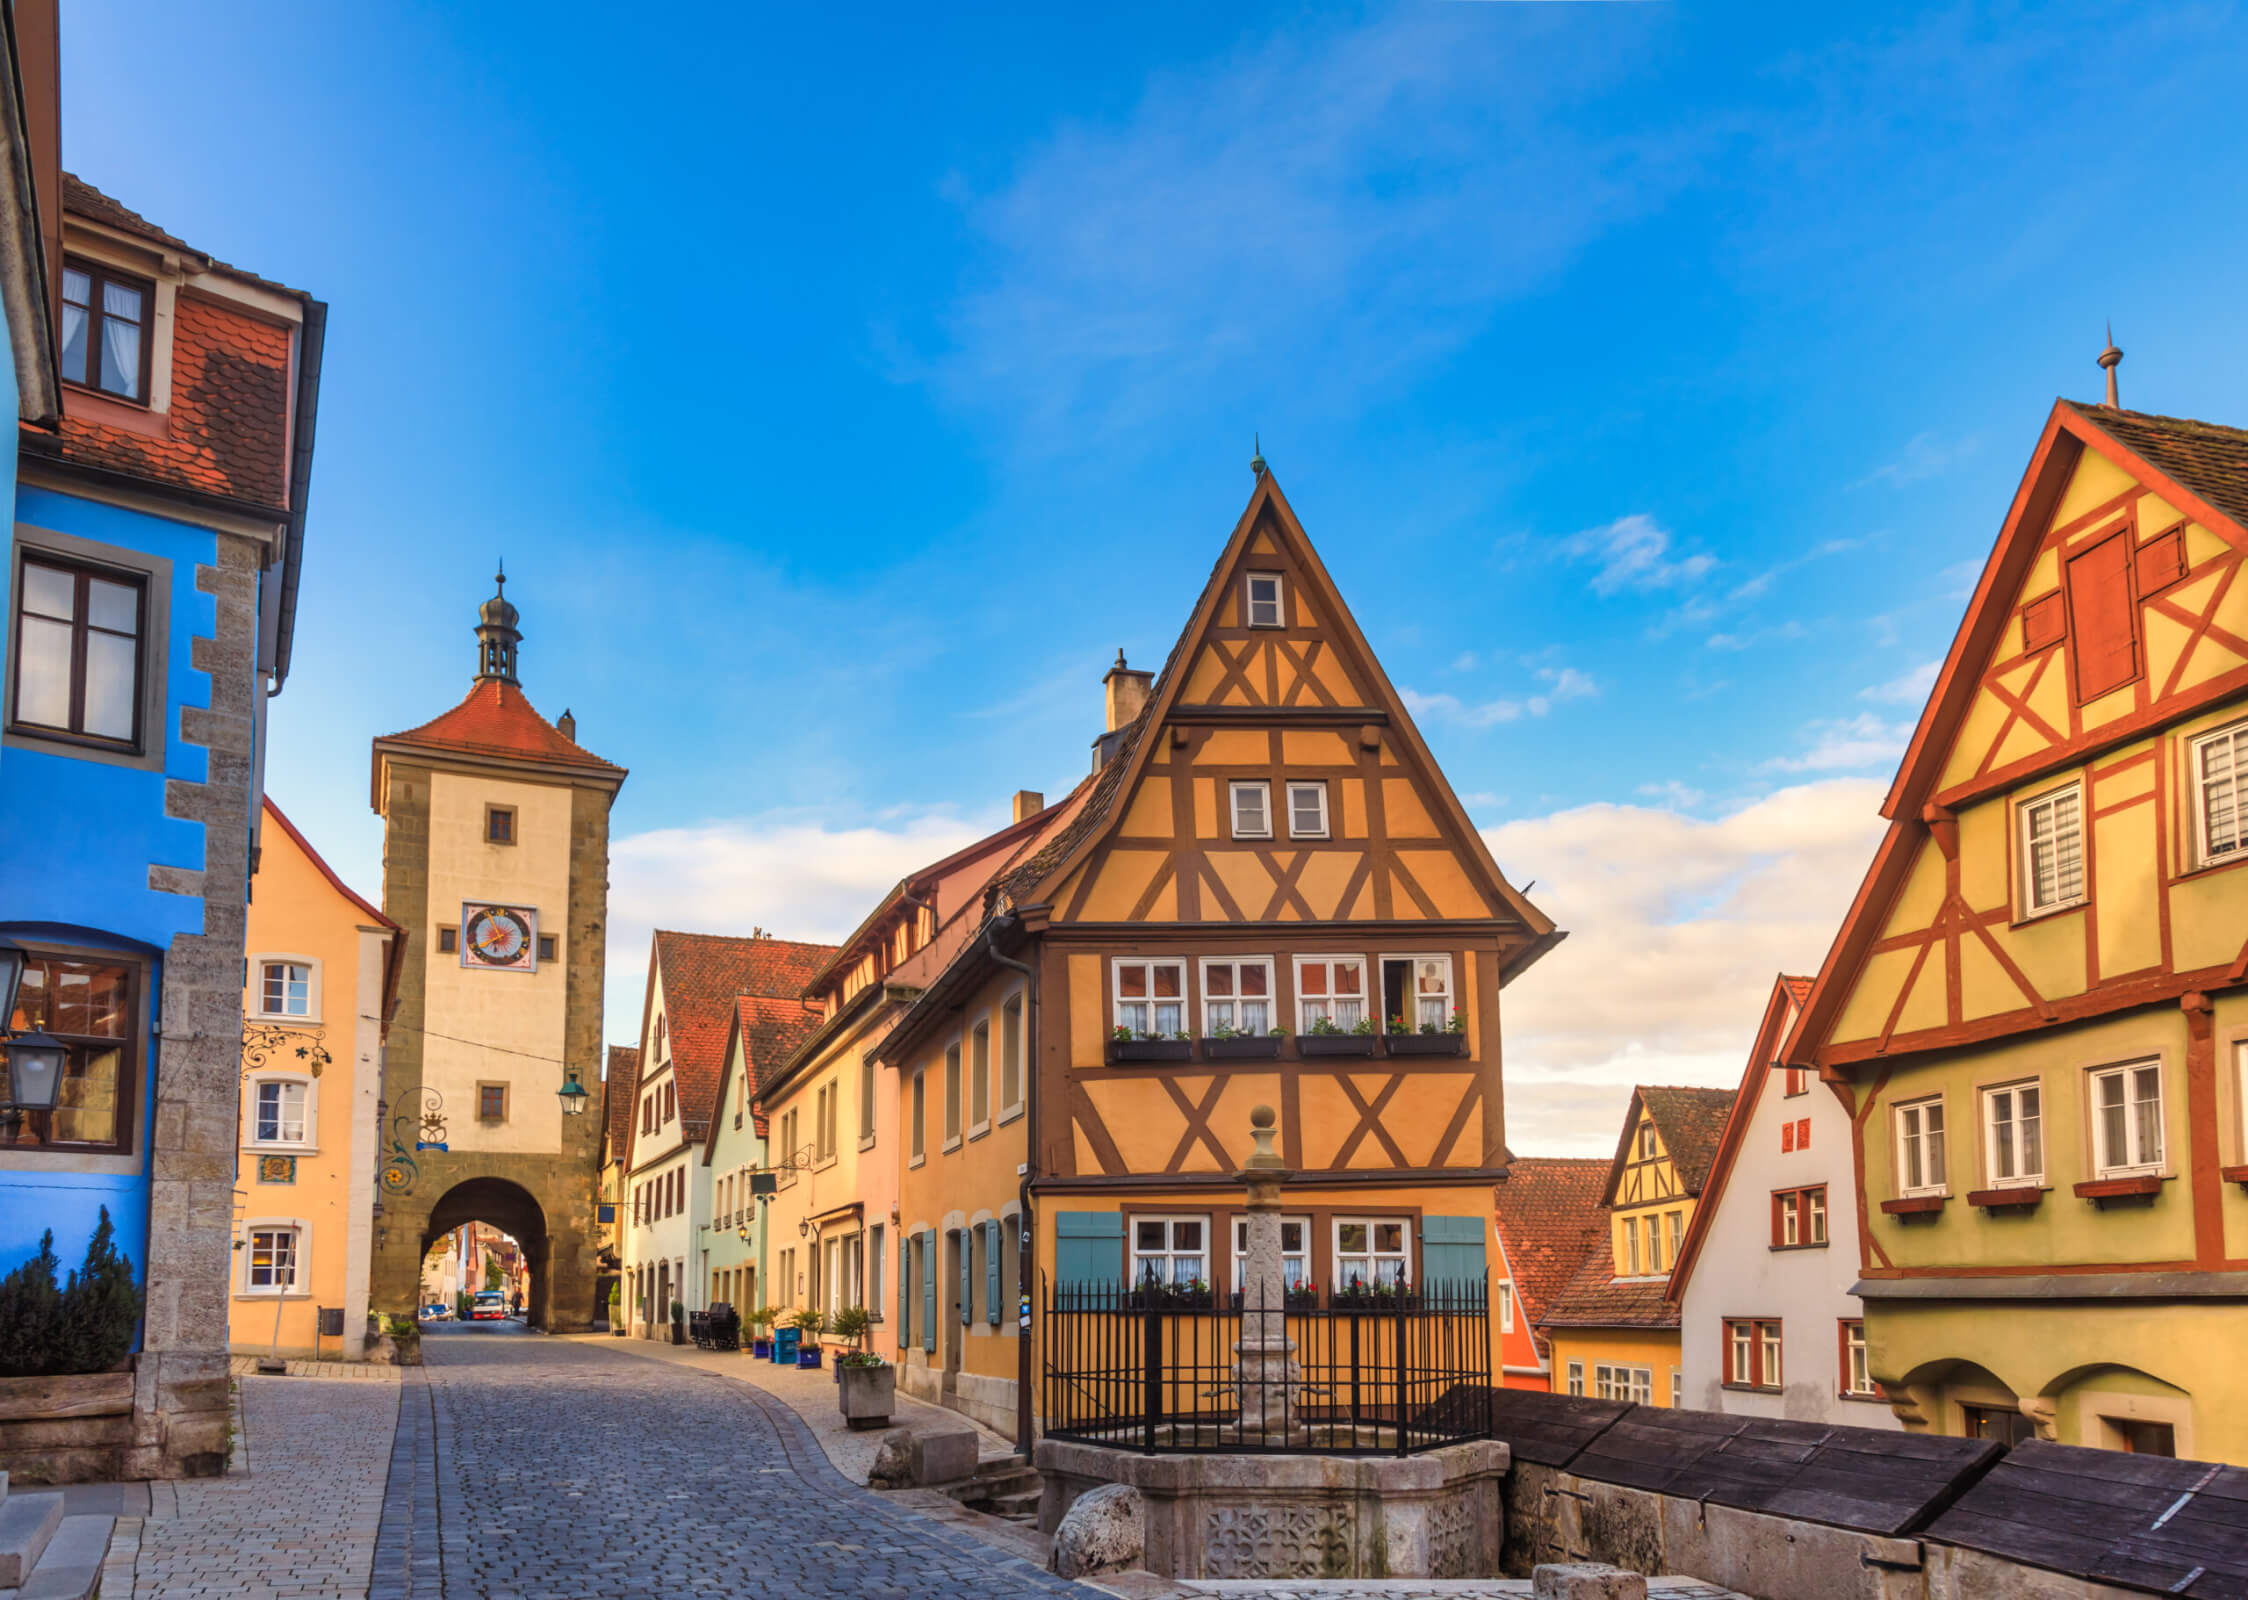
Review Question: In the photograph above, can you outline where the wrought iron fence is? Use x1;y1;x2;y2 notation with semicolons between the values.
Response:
1042;1275;1491;1455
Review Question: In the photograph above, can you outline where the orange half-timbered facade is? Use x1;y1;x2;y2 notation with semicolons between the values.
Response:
876;469;1560;1443
1788;399;2248;1464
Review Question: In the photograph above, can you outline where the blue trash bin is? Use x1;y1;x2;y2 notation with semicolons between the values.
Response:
774;1326;799;1366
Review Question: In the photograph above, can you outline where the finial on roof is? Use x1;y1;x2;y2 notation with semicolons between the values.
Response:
1114;648;1127;670
1251;433;1266;479
474;567;522;686
2097;323;2123;409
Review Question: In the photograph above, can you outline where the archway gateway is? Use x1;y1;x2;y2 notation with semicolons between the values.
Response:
375;1170;596;1331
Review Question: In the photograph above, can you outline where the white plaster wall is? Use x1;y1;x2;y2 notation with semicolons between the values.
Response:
422;770;573;1155
1679;1060;1900;1429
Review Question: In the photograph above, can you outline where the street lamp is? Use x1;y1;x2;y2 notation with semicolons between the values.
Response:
3;1031;64;1140
557;1071;589;1116
0;935;27;1025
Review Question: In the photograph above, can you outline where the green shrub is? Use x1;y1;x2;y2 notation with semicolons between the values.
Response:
0;1209;143;1378
790;1308;825;1334
0;1230;63;1376
829;1305;872;1346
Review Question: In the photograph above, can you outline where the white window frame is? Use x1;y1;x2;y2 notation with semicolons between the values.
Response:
1112;958;1187;1040
2189;716;2248;869
1333;1216;1410;1290
1622;1215;1641;1275
1665;1209;1684;1263
1286;780;1330;840
1894;1095;1948;1197
999;989;1027;1122
1980;1079;2045;1188
251;953;321;1022
1229;1214;1310;1292
968;1014;992;1137
2089;1059;2164;1178
1566;1359;1584;1396
909;1068;926;1166
1245;571;1285;629
858;1054;877;1147
1130;1214;1211;1288
1842;1320;1876;1398
1229;780;1272;840
246;1074;315;1151
1595;1363;1653;1403
942;1040;963;1151
2017;780;2086;916
1498;1280;1515;1332
1200;956;1276;1038
1379;952;1455;1034
239;1219;306;1297
1294;953;1369;1033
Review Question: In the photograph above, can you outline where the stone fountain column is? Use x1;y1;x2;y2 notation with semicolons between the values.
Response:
1234;1105;1300;1443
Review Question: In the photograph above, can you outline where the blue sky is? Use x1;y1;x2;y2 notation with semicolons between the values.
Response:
59;3;2248;1150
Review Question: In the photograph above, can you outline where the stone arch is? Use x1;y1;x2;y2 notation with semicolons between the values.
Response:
425;1178;552;1328
2040;1361;2194;1456
1890;1357;2030;1441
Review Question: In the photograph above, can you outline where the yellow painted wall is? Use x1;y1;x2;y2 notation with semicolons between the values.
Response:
233;812;388;1360
421;770;572;1155
1545;1328;1683;1406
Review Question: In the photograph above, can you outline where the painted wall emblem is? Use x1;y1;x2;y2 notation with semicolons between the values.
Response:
256;1154;296;1184
460;904;537;971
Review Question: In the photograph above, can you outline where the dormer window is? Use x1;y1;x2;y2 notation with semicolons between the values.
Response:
61;258;153;403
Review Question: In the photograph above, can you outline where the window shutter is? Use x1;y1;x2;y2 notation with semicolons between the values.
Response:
921;1230;937;1353
1055;1211;1124;1288
958;1229;974;1325
898;1228;912;1344
2135;527;2186;596
2067;534;2138;701
1419;1216;1487;1290
2022;591;2066;652
985;1219;1003;1325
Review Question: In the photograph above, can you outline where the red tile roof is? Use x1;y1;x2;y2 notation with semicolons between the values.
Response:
1492;1157;1610;1362
1539;1236;1678;1332
602;1045;641;1163
2080;405;2248;533
652;931;837;1130
375;680;624;777
1781;975;1813;1008
1618;1085;1739;1199
65;172;193;255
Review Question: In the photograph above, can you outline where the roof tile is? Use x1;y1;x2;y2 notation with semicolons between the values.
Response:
1637;1085;1738;1196
1538;1237;1678;1331
2082;405;2248;533
654;931;837;1129
1492;1157;1610;1360
602;1045;641;1162
377;680;624;774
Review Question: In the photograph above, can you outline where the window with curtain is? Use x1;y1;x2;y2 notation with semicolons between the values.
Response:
2193;718;2248;866
246;1227;300;1294
59;258;152;401
1202;958;1274;1036
2090;1061;2164;1176
10;556;144;747
253;1080;308;1145
2019;783;2085;913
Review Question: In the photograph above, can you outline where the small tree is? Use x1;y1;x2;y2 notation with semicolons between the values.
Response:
829;1305;872;1351
484;1256;504;1292
56;1209;140;1374
0;1230;63;1377
790;1308;825;1336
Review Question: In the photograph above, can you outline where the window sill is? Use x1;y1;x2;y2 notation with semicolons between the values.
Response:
858;1134;876;1152
909;1155;926;1169
1967;1185;2046;1211
2222;1164;2248;1187
1767;1241;1830;1252
244;1143;318;1156
251;1013;323;1026
1721;1383;1783;1395
5;721;146;760
1288;833;1331;843
2074;1173;2165;1205
1881;1194;1947;1219
2010;896;2087;929
236;1290;311;1302
967;1122;992;1142
942;1137;963;1154
1838;1389;1888;1404
997;1103;1025;1126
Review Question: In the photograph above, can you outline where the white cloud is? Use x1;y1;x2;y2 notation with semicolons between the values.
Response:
1634;779;1705;809
1487;780;1887;1155
1404;666;1595;727
1759;712;1913;774
1565;513;1716;597
1851;431;1979;490
603;810;996;1046
1860;659;1940;706
1449;651;1481;673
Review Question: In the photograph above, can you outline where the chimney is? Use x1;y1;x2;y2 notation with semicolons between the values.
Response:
1103;650;1152;733
557;708;576;742
1012;790;1045;824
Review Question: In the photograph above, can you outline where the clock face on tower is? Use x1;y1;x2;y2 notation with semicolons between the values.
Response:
460;904;538;972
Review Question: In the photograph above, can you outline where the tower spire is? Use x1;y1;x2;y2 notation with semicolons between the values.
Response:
1251;433;1267;479
2097;323;2123;409
473;565;522;685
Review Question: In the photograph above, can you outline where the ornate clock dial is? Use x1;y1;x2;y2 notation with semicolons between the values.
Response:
463;906;533;966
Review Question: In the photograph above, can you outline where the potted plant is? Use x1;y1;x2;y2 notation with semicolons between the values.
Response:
1385;1009;1469;1056
670;1299;687;1345
828;1305;872;1388
791;1308;825;1367
834;1347;896;1428
1203;1021;1284;1060
386;1313;423;1366
1299;1015;1376;1057
1107;1024;1194;1063
608;1283;625;1336
747;1305;776;1358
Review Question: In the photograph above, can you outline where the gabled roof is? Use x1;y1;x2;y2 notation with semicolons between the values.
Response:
602;1045;641;1165
1665;977;1816;1303
1491;1157;1611;1362
371;680;624;805
1003;469;1558;970
1604;1085;1736;1204
1538;1236;1676;1332
641;930;836;1135
257;797;403;1028
64;173;193;256
1789;398;2248;1067
705;997;822;1159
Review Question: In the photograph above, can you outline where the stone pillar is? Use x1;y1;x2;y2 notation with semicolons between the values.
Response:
1233;1105;1298;1444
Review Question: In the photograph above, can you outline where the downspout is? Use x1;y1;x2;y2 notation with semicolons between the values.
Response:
986;916;1037;1456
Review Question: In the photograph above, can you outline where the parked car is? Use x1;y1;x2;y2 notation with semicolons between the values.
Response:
420;1302;451;1321
471;1291;507;1321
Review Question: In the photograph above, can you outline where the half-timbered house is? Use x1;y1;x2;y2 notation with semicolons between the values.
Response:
1786;396;2248;1463
1538;1085;1732;1407
874;468;1560;1442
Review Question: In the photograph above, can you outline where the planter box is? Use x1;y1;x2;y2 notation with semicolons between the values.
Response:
838;1363;896;1429
1967;1187;2044;1211
2074;1174;2163;1207
1204;1036;1283;1060
670;1324;687;1345
797;1347;823;1369
1299;1034;1376;1057
752;1339;773;1358
0;1372;133;1424
1383;1033;1466;1057
1108;1039;1194;1063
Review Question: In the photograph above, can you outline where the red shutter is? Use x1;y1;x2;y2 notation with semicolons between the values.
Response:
2135;526;2186;596
1781;1121;1794;1153
2022;592;2066;652
1797;1117;1811;1149
2067;533;2138;701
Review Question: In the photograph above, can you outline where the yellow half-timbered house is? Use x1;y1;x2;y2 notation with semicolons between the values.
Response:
1788;395;2248;1463
874;467;1560;1443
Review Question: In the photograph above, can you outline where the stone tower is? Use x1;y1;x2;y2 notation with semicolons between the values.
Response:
365;574;627;1330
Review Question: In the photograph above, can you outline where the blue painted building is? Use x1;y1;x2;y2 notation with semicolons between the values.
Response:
1;157;324;1477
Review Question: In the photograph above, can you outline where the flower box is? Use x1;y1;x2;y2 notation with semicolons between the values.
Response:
1384;1033;1466;1057
1108;1039;1194;1063
837;1363;896;1430
1204;1035;1284;1060
2073;1174;2163;1206
751;1338;773;1358
1966;1187;2044;1211
797;1345;823;1368
1299;1034;1376;1057
1880;1195;1946;1219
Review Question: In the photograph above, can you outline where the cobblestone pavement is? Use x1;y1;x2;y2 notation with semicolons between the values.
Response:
119;1367;401;1599
373;1325;1099;1600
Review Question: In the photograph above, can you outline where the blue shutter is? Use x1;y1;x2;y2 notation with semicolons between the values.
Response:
896;1228;909;1343
921;1230;937;1353
985;1219;1003;1325
1420;1216;1488;1292
1055;1211;1124;1288
958;1228;974;1325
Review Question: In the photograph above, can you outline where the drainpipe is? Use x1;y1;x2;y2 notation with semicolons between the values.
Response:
986;915;1037;1457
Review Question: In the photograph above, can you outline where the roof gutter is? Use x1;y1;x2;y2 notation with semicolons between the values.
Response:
269;294;327;694
986;913;1038;1456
